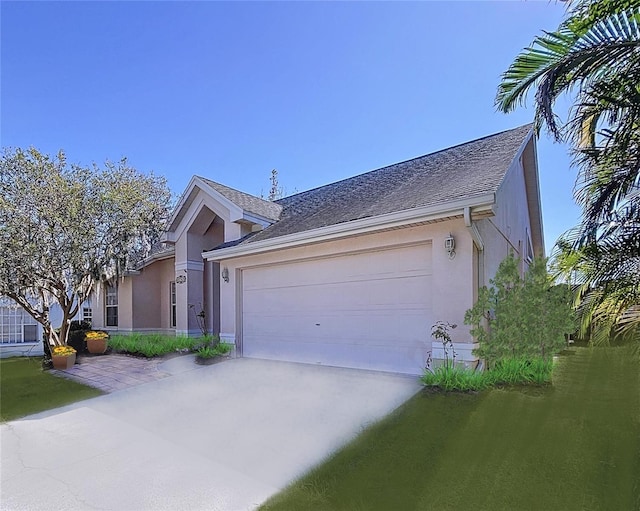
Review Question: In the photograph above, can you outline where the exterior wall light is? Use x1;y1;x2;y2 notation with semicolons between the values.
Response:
221;267;230;283
445;234;456;260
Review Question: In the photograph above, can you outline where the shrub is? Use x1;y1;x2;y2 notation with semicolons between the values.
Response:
196;341;232;359
421;356;554;391
421;365;489;392
488;358;553;386
109;333;204;357
465;255;575;367
67;320;92;353
69;320;92;331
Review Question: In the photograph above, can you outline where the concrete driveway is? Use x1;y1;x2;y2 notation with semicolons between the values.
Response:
1;357;420;510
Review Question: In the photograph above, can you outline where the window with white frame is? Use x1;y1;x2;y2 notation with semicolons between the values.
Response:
105;283;118;327
83;307;93;326
0;306;38;343
170;281;177;328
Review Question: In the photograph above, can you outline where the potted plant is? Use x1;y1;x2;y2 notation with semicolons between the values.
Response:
85;330;109;354
51;345;77;370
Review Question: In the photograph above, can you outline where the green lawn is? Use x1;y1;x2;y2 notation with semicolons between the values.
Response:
0;357;103;422
261;347;640;511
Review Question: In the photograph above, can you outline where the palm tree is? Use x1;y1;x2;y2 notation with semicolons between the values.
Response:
498;0;640;344
552;231;640;346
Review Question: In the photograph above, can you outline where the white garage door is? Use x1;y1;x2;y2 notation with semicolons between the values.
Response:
242;242;432;375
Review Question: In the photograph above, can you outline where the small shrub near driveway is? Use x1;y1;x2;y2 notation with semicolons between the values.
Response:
422;357;554;391
425;255;574;392
196;342;233;359
109;333;205;358
465;255;575;365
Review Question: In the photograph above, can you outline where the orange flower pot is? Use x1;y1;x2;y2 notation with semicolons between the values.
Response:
52;353;76;370
87;337;108;354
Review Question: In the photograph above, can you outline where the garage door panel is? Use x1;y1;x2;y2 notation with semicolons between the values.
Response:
242;243;432;375
244;275;432;314
244;245;432;291
243;340;428;375
244;309;428;343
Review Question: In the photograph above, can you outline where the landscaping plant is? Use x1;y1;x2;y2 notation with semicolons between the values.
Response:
109;333;204;358
423;256;572;391
465;254;575;367
497;0;640;346
196;341;233;360
0;148;172;349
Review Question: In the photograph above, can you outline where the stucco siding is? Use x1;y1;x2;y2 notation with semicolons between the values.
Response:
130;258;175;330
218;220;476;365
479;140;536;284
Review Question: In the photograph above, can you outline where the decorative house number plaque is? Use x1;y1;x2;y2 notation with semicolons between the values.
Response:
176;275;187;284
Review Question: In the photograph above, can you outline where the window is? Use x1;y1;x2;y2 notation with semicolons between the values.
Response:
0;306;38;343
170;281;177;328
83;307;92;326
525;230;534;263
105;283;118;327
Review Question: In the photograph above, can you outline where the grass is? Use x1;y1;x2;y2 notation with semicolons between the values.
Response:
0;357;104;422
260;346;640;511
108;333;207;357
421;357;555;391
196;342;233;359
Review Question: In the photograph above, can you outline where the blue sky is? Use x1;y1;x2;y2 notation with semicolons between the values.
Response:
1;1;579;252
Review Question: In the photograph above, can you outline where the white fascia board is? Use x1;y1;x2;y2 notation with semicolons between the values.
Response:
242;211;276;228
166;176;199;232
193;177;244;221
167;176;245;233
203;194;495;261
135;247;176;271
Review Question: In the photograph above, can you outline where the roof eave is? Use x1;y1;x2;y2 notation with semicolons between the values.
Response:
203;193;496;262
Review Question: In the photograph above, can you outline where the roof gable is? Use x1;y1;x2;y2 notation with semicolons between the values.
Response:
199;178;282;222
166;176;282;237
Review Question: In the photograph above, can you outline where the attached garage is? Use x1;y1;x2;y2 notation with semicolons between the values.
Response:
199;125;541;375
241;242;432;375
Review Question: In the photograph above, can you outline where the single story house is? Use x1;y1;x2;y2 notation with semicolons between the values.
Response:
91;124;544;375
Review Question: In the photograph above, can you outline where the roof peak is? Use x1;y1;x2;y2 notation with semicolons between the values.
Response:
197;176;282;222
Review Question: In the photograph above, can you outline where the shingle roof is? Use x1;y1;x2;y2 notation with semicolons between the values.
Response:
199;177;282;222
206;125;532;252
225;124;532;246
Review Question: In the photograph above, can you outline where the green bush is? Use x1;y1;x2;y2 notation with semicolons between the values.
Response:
421;365;490;391
421;357;554;391
67;320;92;353
488;357;553;386
109;333;205;357
69;320;92;331
465;255;575;366
196;341;233;359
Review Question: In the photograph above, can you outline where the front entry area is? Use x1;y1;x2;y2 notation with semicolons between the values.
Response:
241;242;433;375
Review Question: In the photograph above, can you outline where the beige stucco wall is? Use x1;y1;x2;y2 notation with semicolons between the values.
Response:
130;258;175;331
217;219;476;351
477;140;536;284
174;203;225;336
117;278;133;330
